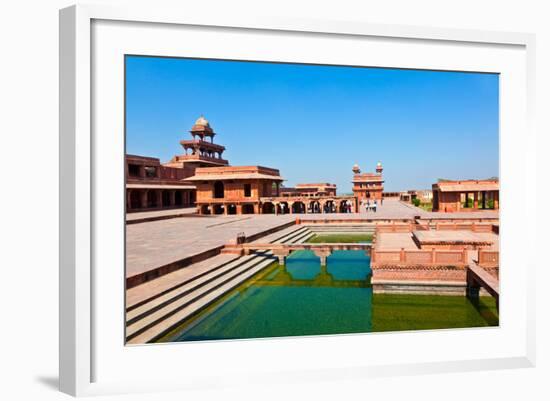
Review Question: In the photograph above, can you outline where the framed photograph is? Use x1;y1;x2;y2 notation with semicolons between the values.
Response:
59;4;536;396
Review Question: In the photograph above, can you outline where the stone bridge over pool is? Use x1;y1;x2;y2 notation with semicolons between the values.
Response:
222;242;372;265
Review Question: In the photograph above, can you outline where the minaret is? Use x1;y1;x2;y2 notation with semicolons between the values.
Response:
376;161;383;175
164;115;229;169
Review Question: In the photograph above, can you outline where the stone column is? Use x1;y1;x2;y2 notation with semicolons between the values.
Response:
236;204;243;215
494;191;499;209
169;190;176;207
157;190;163;209
224;204;228;215
314;249;331;266
474;192;479;209
254;203;260;214
126;189;132;211
140;190;148;209
139;166;145;178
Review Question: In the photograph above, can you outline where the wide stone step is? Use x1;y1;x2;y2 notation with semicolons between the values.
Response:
288;230;314;244
272;226;309;243
293;232;315;244
127;256;276;344
126;251;270;324
126;253;240;311
126;253;276;342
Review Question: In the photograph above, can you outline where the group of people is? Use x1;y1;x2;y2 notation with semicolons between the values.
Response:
362;199;379;213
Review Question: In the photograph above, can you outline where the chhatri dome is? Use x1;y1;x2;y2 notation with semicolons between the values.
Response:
352;163;361;174
190;115;215;137
194;115;210;128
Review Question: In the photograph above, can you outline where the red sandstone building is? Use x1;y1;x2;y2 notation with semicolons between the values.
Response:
126;117;387;215
126;116;229;212
126;155;195;211
186;166;284;215
352;162;384;202
280;183;337;197
432;179;499;212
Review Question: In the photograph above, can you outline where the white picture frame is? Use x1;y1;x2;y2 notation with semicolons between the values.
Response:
59;4;536;397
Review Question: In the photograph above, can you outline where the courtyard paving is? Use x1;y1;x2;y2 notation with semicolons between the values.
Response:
126;214;294;278
126;207;196;222
126;199;498;279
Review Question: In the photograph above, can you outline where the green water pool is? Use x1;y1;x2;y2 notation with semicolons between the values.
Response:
160;250;498;342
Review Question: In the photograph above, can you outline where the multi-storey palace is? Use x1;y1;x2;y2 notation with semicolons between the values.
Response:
351;162;384;202
125;116;499;215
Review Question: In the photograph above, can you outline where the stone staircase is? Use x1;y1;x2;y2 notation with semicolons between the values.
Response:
304;223;376;234
126;225;313;344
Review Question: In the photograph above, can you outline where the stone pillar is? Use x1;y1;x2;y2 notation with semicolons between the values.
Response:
474;192;478;209
126;189;132;211
254;203;260;214
157;190;163;209
494;191;499;209
314;249;331;266
140;190;148;209
169;190;176;207
288;202;293;214
236;204;243;215
273;249;289;265
224;204;228;215
139;166;145;178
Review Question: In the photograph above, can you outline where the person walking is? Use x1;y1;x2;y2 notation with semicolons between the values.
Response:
373;200;377;213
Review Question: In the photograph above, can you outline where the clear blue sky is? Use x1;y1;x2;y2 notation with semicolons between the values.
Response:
126;56;499;193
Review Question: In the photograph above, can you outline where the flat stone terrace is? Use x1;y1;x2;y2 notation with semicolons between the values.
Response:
126;199;498;281
126;207;197;223
413;230;499;249
375;230;499;251
376;233;417;250
126;214;294;279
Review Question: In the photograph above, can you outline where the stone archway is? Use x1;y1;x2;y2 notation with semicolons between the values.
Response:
309;200;321;213
262;202;275;214
324;200;335;213
200;204;210;215
339;200;350;213
292;201;305;214
242;204;255;214
212;204;224;215
227;204;237;215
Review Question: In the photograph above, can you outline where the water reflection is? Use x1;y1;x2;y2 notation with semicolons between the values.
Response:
165;250;497;342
